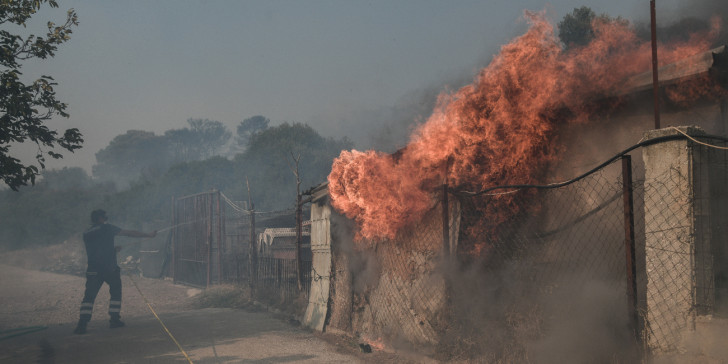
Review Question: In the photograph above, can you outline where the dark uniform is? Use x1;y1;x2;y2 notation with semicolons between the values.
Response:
78;223;123;325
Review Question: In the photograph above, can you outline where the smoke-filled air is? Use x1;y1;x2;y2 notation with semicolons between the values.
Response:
328;11;721;246
4;1;728;363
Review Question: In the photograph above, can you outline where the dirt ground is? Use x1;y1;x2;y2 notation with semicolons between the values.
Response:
0;263;426;363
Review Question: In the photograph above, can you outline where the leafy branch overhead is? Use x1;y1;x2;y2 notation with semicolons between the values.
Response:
0;0;83;190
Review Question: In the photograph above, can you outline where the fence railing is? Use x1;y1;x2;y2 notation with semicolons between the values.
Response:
445;133;728;360
170;189;312;303
253;257;312;300
167;132;728;360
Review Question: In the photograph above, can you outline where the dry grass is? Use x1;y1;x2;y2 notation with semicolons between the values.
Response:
0;235;86;275
190;284;253;309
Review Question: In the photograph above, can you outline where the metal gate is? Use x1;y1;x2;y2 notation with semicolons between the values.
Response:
171;190;225;287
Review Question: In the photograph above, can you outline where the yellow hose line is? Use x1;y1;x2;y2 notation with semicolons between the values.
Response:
670;126;728;150
127;274;194;364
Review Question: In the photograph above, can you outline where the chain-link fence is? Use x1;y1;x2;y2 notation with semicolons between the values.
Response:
163;132;728;360
248;208;312;303
345;199;453;347
636;136;728;353
254;256;311;301
443;133;728;360
169;190;313;302
449;162;635;361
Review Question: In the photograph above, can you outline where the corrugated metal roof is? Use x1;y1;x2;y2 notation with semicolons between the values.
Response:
624;45;727;93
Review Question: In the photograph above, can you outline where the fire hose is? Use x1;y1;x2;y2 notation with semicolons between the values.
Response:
126;273;194;364
0;326;48;341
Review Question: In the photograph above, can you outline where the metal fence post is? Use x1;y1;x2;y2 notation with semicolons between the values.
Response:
171;196;177;283
216;190;223;284
249;204;256;292
296;193;303;291
442;183;450;257
622;155;643;356
206;193;212;288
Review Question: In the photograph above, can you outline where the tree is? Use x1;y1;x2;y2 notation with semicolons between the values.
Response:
39;166;92;190
93;130;171;188
235;115;269;149
187;118;231;158
166;118;231;161
558;6;627;50
235;122;353;209
0;0;83;190
558;6;597;48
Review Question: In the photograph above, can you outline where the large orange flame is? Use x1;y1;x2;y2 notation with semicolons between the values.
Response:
328;11;721;245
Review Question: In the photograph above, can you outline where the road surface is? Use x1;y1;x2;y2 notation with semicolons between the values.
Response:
0;264;416;363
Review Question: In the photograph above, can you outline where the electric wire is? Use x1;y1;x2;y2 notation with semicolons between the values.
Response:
453;133;728;197
669;126;728;150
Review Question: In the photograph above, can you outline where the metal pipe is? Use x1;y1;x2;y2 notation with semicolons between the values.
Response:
651;0;661;129
621;156;643;357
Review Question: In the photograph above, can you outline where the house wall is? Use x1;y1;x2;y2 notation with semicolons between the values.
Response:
302;201;332;331
303;82;728;357
313;197;458;350
640;127;703;352
543;95;728;355
348;202;448;348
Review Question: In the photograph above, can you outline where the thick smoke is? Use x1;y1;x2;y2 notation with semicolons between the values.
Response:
330;211;380;294
439;258;636;362
328;10;719;246
327;5;728;362
633;0;728;45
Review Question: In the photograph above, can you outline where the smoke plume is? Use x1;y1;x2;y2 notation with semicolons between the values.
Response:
328;10;719;246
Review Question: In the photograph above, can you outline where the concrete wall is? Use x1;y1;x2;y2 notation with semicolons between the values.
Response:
303;201;332;331
641;126;703;352
314;197;458;350
639;126;728;354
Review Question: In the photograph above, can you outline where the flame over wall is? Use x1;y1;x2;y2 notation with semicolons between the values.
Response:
328;11;720;245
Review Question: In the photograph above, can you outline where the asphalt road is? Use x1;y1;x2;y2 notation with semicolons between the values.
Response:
0;264;412;364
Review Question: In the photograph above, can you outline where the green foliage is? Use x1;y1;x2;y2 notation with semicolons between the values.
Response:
235;122;353;210
93;130;171;188
235;115;270;149
558;6;596;48
165;118;231;162
0;120;351;250
557;7;626;50
0;167;111;249
39;166;93;190
92;119;232;188
161;156;235;198
0;0;83;190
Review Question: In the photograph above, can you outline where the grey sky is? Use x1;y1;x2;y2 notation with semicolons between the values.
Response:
15;0;696;172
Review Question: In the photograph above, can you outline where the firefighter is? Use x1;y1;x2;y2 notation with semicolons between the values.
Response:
73;209;156;335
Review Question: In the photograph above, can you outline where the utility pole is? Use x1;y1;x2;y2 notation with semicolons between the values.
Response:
650;0;661;129
286;152;304;291
246;177;256;291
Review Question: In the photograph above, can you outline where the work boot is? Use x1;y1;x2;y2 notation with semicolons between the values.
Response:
73;321;87;335
109;318;125;329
